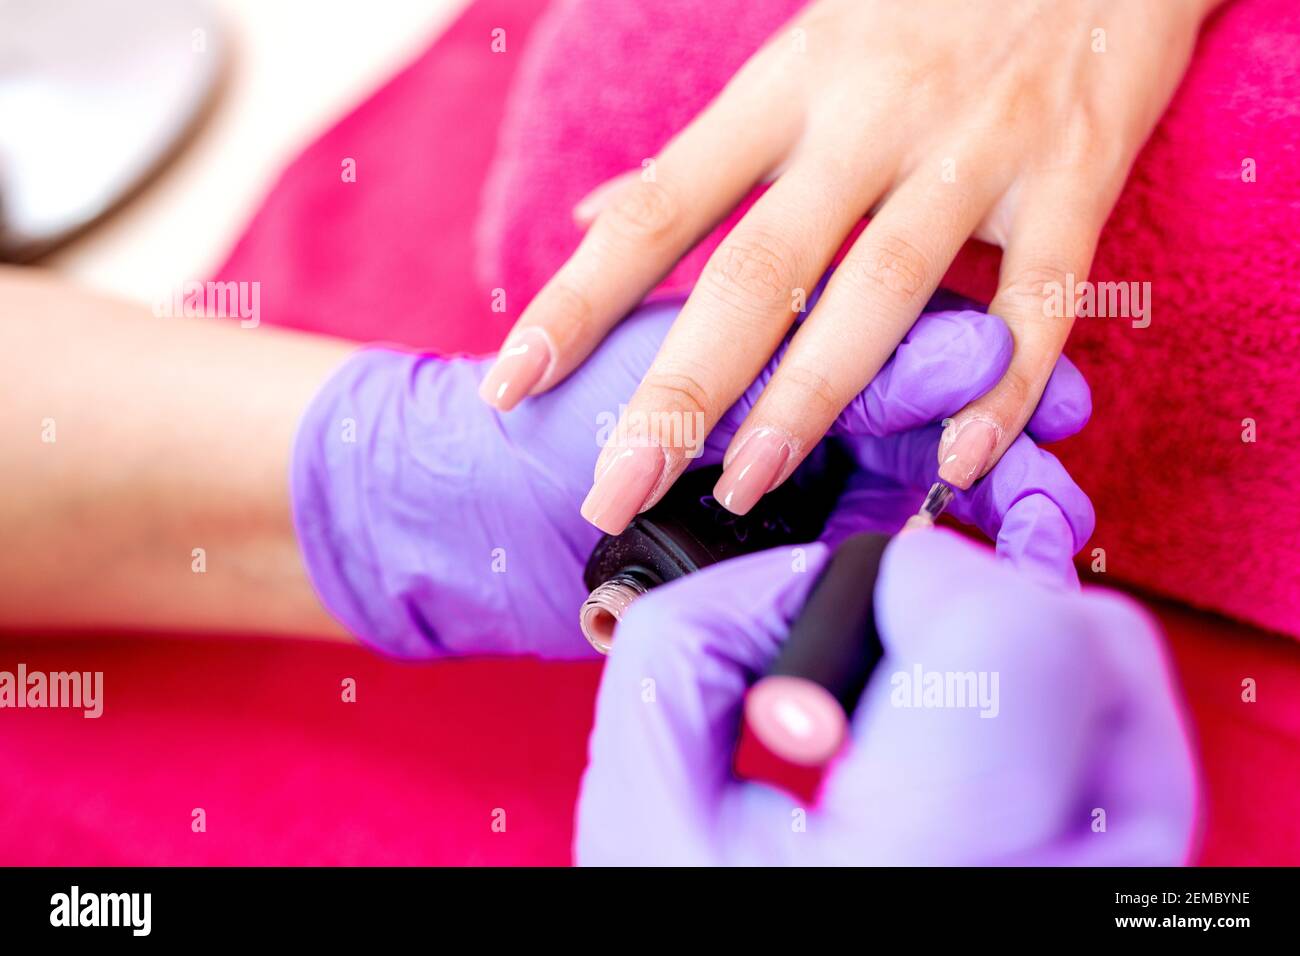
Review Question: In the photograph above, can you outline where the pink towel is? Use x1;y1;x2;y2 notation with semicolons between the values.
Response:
478;0;1300;640
4;0;1299;867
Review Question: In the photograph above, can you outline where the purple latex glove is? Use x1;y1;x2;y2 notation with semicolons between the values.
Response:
576;530;1198;865
291;296;1089;658
819;423;1095;590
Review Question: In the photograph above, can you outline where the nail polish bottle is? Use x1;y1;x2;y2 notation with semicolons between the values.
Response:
579;448;849;652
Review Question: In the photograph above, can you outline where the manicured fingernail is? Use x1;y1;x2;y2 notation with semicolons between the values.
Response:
714;429;790;516
937;419;998;488
477;328;553;411
580;445;666;534
572;173;628;226
572;191;602;226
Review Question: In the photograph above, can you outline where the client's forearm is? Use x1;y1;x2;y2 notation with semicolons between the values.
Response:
0;267;352;639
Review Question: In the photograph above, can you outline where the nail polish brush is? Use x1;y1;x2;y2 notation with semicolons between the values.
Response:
903;480;955;530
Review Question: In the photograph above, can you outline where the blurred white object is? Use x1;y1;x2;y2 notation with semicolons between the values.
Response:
0;0;223;259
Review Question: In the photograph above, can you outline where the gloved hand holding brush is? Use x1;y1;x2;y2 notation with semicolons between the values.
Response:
575;529;1197;866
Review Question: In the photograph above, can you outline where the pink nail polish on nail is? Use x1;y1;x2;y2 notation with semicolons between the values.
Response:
937;419;998;488
477;328;552;411
580;445;666;534
572;194;600;226
714;430;790;516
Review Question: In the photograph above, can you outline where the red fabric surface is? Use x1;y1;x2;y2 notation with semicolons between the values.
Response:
3;0;1298;866
4;602;1297;865
0;638;597;865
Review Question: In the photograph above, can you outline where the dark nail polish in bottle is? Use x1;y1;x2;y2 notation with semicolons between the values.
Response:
579;448;849;652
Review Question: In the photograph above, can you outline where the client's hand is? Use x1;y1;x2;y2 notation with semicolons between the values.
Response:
291;298;1089;658
576;530;1197;865
483;0;1221;523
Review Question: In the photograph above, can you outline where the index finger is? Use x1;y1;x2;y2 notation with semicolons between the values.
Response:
477;61;799;411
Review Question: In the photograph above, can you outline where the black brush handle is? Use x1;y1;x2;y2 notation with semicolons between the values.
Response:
767;531;889;713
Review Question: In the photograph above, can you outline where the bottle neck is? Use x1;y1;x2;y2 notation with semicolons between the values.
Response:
580;571;653;653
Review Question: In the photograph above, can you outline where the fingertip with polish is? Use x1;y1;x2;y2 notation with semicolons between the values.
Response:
572;196;600;228
713;428;791;516
477;327;554;411
937;418;999;489
580;444;667;534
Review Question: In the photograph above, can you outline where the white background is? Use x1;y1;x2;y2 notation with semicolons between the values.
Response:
44;0;466;302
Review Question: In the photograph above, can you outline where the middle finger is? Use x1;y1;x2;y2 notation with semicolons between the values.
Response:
580;148;896;534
